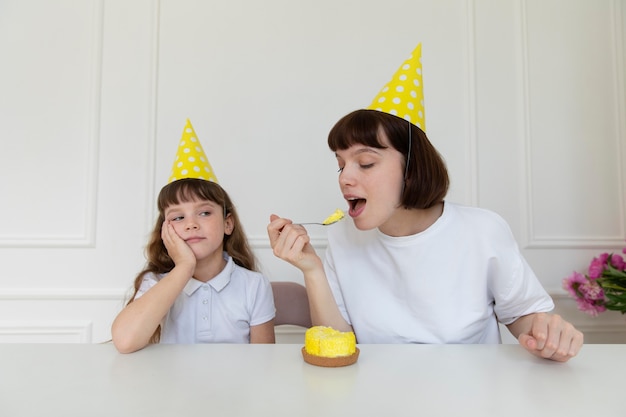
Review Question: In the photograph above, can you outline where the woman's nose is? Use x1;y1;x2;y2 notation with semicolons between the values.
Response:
339;167;354;187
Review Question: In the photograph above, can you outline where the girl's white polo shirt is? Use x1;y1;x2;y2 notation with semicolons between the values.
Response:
135;253;275;343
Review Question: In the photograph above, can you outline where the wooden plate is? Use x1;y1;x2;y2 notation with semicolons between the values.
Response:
301;347;360;367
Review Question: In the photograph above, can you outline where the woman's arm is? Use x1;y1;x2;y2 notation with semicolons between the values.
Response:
506;312;583;362
267;215;352;332
303;264;352;332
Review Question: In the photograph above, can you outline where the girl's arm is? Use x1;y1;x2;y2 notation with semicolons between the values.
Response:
111;263;194;353
112;221;196;353
267;215;352;332
250;320;276;343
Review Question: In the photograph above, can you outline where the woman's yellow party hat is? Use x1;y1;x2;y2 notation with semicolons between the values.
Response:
367;43;425;131
168;119;218;183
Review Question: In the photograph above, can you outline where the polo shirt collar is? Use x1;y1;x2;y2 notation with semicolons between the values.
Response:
182;253;234;296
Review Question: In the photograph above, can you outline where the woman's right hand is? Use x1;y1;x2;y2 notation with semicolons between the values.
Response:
267;214;322;273
268;214;352;332
161;221;196;271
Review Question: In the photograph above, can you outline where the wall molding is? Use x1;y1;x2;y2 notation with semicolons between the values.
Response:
1;290;623;344
145;0;162;233
519;0;626;249
0;288;128;301
0;0;104;248
0;320;93;343
465;0;480;206
523;236;626;249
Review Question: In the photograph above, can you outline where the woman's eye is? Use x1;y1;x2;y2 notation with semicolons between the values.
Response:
360;163;374;169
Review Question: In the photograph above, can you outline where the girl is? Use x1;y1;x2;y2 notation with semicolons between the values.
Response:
113;178;275;353
268;109;583;362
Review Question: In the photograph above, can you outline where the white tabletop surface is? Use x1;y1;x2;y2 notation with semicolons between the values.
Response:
0;343;623;417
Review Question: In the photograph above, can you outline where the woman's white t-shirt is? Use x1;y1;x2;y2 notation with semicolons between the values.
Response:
324;202;554;344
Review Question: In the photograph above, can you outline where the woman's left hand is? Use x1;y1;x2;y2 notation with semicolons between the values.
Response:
512;313;584;362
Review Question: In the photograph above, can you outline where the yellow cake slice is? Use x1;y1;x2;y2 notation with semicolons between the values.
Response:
305;326;356;357
322;209;345;225
302;326;359;367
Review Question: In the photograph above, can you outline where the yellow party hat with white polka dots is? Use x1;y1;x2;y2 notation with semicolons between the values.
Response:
367;43;425;131
168;119;218;183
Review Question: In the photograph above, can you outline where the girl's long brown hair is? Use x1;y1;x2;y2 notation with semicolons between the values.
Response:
126;178;257;342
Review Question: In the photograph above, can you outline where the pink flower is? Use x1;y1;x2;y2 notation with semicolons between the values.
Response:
610;254;625;270
576;298;606;317
562;272;606;317
588;253;609;279
562;272;586;298
564;244;626;316
578;280;604;301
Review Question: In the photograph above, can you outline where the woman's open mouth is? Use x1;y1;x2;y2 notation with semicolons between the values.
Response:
348;198;366;217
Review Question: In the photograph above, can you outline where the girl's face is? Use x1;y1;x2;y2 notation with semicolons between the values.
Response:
163;198;233;262
335;130;406;233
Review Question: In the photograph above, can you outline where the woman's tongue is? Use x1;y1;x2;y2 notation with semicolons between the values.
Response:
349;199;366;217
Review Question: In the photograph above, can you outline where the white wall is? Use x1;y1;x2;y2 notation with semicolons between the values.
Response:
0;0;625;343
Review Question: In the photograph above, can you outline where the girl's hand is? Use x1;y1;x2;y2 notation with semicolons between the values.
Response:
267;214;322;273
161;221;196;270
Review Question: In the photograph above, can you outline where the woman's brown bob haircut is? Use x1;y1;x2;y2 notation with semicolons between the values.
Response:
328;109;449;209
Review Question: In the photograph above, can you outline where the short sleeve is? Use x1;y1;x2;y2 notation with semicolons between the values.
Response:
249;274;276;326
488;217;554;324
133;272;160;300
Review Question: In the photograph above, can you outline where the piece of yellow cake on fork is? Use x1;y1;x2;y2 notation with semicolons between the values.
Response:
322;209;345;225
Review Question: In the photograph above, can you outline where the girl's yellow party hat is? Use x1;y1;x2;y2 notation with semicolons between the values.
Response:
168;119;218;184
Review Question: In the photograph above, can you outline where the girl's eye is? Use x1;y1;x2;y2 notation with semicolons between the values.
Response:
337;167;344;173
171;216;183;221
199;211;211;217
360;163;374;169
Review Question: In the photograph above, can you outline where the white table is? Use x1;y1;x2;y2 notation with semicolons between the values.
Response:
0;343;623;416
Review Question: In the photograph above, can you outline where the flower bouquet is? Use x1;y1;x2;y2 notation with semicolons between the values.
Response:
562;246;626;316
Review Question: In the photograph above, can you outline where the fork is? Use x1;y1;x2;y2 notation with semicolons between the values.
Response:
298;209;345;226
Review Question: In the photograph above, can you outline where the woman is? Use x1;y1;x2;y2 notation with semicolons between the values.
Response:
268;109;583;362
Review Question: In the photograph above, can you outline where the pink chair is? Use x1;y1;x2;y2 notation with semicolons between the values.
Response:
271;281;312;328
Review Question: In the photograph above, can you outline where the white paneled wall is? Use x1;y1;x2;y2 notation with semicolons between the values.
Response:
0;0;624;344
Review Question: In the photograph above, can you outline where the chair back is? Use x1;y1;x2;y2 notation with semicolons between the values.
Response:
271;281;312;328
